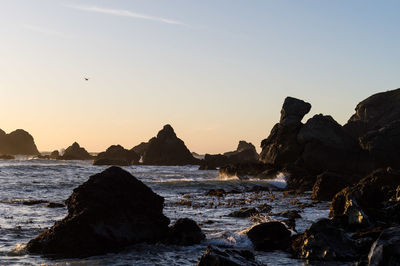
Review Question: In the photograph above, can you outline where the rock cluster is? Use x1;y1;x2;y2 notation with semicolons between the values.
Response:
60;142;92;160
0;129;39;155
94;145;140;166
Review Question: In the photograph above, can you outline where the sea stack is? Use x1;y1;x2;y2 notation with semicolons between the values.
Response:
0;129;39;155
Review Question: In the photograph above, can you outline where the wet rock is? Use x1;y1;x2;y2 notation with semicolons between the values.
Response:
93;145;140;166
368;226;400;266
131;142;149;158
27;166;170;258
0;154;14;160
344;88;400;139
330;168;400;227
291;218;358;261
219;162;273;180
272;210;302;220
247;221;291;251
61;142;92;160
0;129;40;155
298;114;369;174
205;189;226;197
359;120;400;169
199;154;228;170
256;203;272;213
22;200;48;206
165;218;205;246
229;208;259;218
142;125;199;165
311;171;360;201
46;202;65;208
197;246;260;266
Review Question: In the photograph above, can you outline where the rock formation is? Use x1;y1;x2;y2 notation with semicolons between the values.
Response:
0;129;39;155
27;166;170;258
142;125;199;165
131;142;149;158
94;145;140;166
246;221;291;251
197;246;260;266
60;142;92;160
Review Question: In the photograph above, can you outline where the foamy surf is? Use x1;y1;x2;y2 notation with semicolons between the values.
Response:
266;172;287;189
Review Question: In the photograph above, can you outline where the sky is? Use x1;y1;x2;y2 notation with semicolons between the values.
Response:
0;0;399;153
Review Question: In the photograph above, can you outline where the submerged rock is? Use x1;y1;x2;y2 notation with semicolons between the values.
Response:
166;218;205;246
61;142;92;160
197;246;260;266
27;166;170;258
229;207;259;218
94;145;140;166
142;125;199;165
247;221;291;251
0;129;40;155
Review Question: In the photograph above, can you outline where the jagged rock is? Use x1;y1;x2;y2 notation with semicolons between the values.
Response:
280;97;312;127
247;221;291;251
197;246;260;266
131;142;149;158
219;162;273;180
0;129;39;155
344;88;400;139
94;145;140;166
359;120;400;169
142;125;199;165
27;167;170;258
298;114;370;174
61;142;92;160
311;171;360;201
291;218;358;261
50;150;59;159
330;168;400;227
368;227;400;266
199;154;229;170
165;218;205;246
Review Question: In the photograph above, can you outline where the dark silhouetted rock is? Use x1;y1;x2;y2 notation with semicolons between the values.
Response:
298;114;370;174
330;168;400;227
199;154;229;170
291;218;358;261
27;166;170;258
280;97;312;127
0;154;14;160
50;150;59;159
229;208;258;218
61;142;92;160
272;210;302;220
219;162;273;180
22;200;48;206
46;202;65;208
247;221;291;251
142;125;199;166
131;142;149;158
197;246;260;266
311;171;360;201
0;129;39;155
166;218;205;246
94;145;140;166
368;227;400;266
359;120;400;169
344;88;400;139
205;189;226;197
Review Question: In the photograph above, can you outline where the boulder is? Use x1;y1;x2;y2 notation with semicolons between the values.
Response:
359;120;400;169
94;145;140;166
246;221;291;251
330;168;400;227
291;218;358;261
142;125;199;165
344;88;400;139
0;129;39;155
228;207;259;218
297;114;370;174
311;171;360;201
197;246;260;266
165;218;205;246
27;166;170;258
280;97;312;127
368;227;400;266
61;142;92;160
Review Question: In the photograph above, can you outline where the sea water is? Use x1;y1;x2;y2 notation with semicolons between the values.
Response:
0;159;331;265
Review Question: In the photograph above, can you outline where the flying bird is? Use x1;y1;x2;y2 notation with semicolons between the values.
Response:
84;77;89;81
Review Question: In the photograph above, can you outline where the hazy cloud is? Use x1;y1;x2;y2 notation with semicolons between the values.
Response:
23;24;70;38
68;5;185;26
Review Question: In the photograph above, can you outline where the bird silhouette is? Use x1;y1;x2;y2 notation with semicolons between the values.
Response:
84;77;89;81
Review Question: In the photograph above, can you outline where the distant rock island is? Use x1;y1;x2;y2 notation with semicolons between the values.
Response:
93;145;140;166
60;142;93;160
0;129;39;155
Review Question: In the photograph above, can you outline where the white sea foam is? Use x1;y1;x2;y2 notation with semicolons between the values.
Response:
266;172;287;189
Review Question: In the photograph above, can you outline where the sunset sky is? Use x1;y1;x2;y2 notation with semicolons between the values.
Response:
1;0;399;153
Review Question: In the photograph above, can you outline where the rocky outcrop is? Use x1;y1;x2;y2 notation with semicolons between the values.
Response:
311;172;360;201
259;97;311;166
329;168;400;227
344;88;400;139
219;162;274;180
142;125;199;165
368;227;400;266
200;141;259;170
246;221;291;251
298;114;370;174
0;129;39;155
197;246;260;266
0;154;15;160
359;120;400;169
131;142;149;158
60;142;92;160
50;150;59;159
27;167;170;258
94;145;140;166
165;218;205;246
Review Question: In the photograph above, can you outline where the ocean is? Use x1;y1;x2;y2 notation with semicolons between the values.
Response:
0;159;331;265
